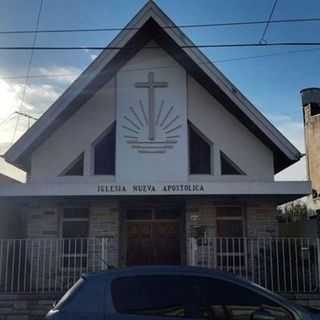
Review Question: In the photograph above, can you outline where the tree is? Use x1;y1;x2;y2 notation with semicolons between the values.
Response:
278;202;309;222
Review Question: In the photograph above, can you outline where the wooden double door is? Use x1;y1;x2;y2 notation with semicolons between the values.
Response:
126;208;181;266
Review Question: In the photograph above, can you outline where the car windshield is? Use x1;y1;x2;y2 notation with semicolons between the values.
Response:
54;277;85;310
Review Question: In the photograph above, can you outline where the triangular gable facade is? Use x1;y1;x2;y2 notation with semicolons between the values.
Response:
5;1;300;174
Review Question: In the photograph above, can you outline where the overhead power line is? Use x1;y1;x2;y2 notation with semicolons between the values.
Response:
1;47;319;82
0;17;320;35
0;42;320;51
11;0;43;144
259;0;279;44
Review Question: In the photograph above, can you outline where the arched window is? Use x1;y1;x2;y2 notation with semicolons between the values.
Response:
94;123;116;175
189;123;211;174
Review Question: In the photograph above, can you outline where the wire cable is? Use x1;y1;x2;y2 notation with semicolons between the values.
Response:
0;17;319;34
1;47;319;82
0;42;320;51
259;0;279;44
11;0;44;143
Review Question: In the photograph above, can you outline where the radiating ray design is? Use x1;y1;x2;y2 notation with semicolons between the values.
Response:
126;140;177;144
160;105;174;127
123;100;182;154
122;125;139;134
138;150;166;154
162;115;180;130
165;124;183;134
139;100;149;125
124;116;141;130
131;145;174;149
155;100;164;125
129;106;144;127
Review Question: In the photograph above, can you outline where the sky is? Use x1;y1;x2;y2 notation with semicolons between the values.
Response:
0;0;319;181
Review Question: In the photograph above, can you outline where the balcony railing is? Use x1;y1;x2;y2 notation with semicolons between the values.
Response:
0;237;319;294
0;238;115;294
188;237;320;294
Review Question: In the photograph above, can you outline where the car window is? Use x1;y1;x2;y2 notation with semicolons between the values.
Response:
202;277;294;320
111;275;294;319
112;276;191;317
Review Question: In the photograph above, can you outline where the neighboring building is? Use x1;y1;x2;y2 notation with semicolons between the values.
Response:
302;88;320;213
0;173;19;184
0;158;25;184
0;1;310;295
0;159;25;238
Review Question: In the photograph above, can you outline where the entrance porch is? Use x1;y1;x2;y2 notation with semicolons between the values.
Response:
0;195;318;296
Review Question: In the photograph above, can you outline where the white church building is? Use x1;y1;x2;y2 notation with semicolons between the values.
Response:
0;1;311;294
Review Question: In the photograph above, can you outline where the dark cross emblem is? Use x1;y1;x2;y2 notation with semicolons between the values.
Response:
135;72;168;140
122;72;182;154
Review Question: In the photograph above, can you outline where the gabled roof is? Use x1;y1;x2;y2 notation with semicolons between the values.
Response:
5;0;301;173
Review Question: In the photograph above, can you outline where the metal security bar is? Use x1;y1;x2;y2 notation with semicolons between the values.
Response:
188;237;320;293
0;237;319;294
0;238;115;294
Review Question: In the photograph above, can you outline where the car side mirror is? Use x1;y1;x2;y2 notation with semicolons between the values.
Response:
251;308;276;320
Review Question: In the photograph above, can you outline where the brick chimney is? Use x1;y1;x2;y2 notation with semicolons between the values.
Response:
301;88;320;200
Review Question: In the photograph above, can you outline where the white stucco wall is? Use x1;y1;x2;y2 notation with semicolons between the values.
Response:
29;43;274;182
31;79;116;178
116;43;188;183
188;76;274;180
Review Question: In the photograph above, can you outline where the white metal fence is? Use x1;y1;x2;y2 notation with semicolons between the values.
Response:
189;237;320;294
0;238;115;294
0;237;319;294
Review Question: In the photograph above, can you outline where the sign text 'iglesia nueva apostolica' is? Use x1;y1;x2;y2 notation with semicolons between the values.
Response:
97;183;205;194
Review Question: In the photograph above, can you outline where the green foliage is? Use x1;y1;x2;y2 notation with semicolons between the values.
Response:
278;202;309;222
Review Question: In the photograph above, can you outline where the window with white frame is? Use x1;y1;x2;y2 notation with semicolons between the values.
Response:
62;208;89;268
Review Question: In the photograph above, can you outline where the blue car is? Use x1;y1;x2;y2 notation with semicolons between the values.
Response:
46;266;320;320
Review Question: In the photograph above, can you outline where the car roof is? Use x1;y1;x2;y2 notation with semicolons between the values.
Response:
83;265;261;290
